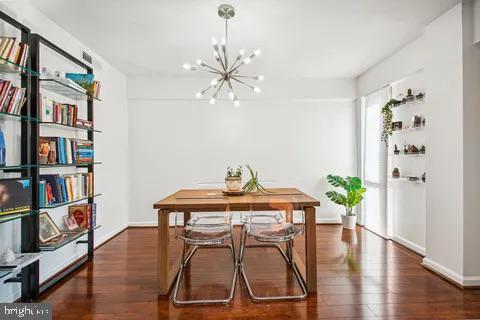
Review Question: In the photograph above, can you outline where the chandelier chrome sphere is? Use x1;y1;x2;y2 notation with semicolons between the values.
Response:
182;4;263;107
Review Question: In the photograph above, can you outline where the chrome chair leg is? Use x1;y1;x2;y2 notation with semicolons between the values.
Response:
238;228;307;302
172;236;238;306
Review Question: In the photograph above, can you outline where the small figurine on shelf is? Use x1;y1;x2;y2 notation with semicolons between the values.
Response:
420;145;426;154
392;168;400;179
392;98;402;108
403;143;409;154
412;115;423;128
416;92;425;100
422;172;426;183
394;144;400;155
407;144;419;154
406;89;415;102
422;118;426;126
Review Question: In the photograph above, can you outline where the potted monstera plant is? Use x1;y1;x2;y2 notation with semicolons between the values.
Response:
325;175;366;229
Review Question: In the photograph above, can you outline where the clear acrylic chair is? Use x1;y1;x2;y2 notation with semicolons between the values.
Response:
238;206;307;301
171;183;237;305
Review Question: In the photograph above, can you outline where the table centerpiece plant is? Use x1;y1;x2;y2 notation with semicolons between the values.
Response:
243;164;271;194
225;165;243;191
325;175;366;229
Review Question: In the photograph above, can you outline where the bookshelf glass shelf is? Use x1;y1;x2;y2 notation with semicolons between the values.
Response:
0;270;12;281
391;152;426;157
39;225;101;252
0;164;37;171
40;194;102;209
39;162;101;168
0;57;40;76
0;210;38;225
39;121;102;133
0;110;39;122
40;78;101;101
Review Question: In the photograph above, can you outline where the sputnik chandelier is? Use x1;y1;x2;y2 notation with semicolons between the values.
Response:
182;4;263;107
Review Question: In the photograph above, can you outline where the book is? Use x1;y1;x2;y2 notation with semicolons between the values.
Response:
39;173;93;205
69;205;89;229
0;178;31;216
0;37;30;67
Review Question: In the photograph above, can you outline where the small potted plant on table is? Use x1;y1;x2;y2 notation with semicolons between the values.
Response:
225;166;243;191
325;175;366;229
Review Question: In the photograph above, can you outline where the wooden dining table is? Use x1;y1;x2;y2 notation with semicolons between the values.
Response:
153;187;320;296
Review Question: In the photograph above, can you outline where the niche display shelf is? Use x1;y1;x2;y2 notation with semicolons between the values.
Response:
30;34;102;296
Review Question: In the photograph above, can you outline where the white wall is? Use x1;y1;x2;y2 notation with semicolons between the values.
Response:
127;76;357;225
474;0;480;44
0;2;129;302
461;0;480;281
423;4;464;278
357;2;480;286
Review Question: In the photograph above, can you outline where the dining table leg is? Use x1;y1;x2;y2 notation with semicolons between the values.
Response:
158;209;181;295
304;206;317;293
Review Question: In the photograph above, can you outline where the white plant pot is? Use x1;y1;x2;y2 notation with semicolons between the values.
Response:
341;215;357;230
225;177;242;191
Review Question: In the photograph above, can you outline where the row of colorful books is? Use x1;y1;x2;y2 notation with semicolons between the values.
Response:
39;173;93;206
39;137;94;165
0;80;26;114
40;94;78;126
0;37;30;67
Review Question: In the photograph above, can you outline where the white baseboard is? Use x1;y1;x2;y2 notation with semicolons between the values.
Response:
95;224;128;247
422;258;480;287
316;217;341;224
391;235;426;256
128;221;158;227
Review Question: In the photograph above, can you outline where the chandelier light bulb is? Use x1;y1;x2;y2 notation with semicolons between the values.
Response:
254;49;261;56
253;87;261;93
210;79;219;86
183;63;192;70
211;37;218;45
244;57;252;64
234;99;240;107
239;49;245;55
213;51;219;58
196;59;203;66
196;92;202;99
221;37;226;46
209;97;216;105
228;91;235;100
256;75;264;81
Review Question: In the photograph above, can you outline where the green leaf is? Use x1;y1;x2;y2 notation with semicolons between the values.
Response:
327;175;348;190
325;191;347;206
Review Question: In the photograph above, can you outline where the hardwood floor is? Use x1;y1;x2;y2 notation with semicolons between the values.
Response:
39;226;480;319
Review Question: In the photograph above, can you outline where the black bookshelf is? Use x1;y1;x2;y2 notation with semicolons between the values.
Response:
0;10;39;302
30;34;101;294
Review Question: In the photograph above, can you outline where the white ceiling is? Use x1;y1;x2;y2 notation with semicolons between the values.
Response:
30;0;459;78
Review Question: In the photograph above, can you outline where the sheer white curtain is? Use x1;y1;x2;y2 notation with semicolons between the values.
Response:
360;87;390;237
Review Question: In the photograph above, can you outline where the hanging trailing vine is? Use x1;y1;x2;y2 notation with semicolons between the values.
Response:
381;99;395;147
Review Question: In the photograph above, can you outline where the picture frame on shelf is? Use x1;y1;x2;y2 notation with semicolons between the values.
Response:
63;215;79;231
392;121;403;131
39;212;62;243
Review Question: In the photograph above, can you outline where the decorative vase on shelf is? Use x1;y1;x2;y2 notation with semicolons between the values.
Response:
341;215;357;230
225;176;242;191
